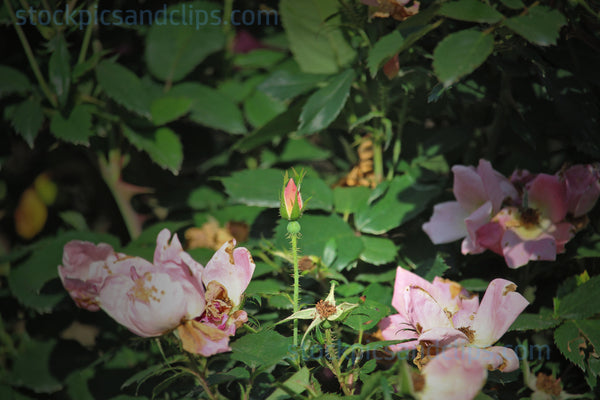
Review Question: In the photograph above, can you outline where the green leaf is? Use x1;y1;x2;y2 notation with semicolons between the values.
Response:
266;367;310;400
122;126;183;174
504;5;566;46
0;384;35;400
234;49;286;69
279;138;331;162
96;60;151;118
359;236;397;266
150;97;192;125
577;234;600;258
575;320;600;355
459;278;490;292
65;367;95;400
206;367;250;385
218;75;264;103
355;174;440;234
363;283;392;305
413;254;450;281
234;103;303;152
554;321;587;371
221;168;283;207
187;186;225;210
337;282;365;297
343;299;390;331
298;69;354;135
509;312;561;331
243;90;287;128
257;67;326;102
59;211;89;231
0;65;31;97
50;104;94;144
499;0;524;9
333;187;371;214
433;29;494;87
9;338;61;393
169;82;246;134
280;0;356;74
230;330;292;369
246;279;285;296
557;275;600;320
302;175;334;212
274;214;363;271
145;1;225;82
8;231;119;312
10;98;43;147
438;0;504;24
367;30;404;78
48;34;71;107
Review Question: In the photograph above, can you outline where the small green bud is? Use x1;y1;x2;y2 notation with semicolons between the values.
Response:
287;221;301;234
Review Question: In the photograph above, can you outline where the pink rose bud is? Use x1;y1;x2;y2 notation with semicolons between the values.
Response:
280;178;303;221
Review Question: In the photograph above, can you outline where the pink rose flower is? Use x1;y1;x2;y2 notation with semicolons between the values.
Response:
484;174;574;268
422;159;518;254
59;230;255;356
379;267;528;372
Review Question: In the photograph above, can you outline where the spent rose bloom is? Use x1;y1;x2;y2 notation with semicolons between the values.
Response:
422;159;518;254
361;0;420;21
59;229;255;356
379;267;528;372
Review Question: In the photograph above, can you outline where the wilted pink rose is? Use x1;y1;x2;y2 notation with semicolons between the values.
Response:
380;268;528;372
59;230;255;356
177;239;255;356
422;159;518;254
59;241;130;311
561;164;600;218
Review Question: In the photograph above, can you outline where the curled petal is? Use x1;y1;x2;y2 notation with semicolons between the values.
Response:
391;267;437;317
501;230;557;268
418;327;468;348
470;279;529;347
177;320;231;356
474;221;504;255
378;314;419;352
563;164;600;217
526;174;567;222
58;241;119;311
154;229;204;281
422;201;469;244
486;346;520;372
418;347;487;400
404;286;453;331
476;159;518;213
452;165;486;212
462;201;493;255
203;239;255;306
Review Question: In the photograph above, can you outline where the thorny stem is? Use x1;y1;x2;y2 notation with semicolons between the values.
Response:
373;138;384;184
291;229;300;347
325;328;353;396
78;2;96;64
4;0;58;108
186;353;219;400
